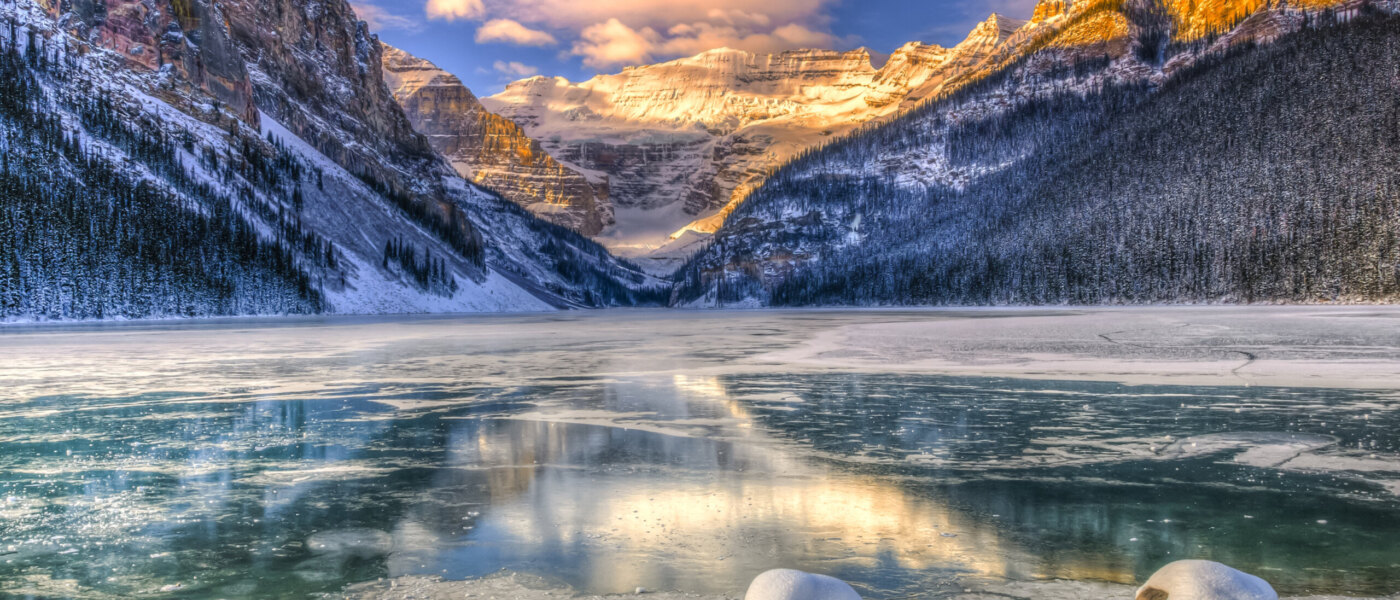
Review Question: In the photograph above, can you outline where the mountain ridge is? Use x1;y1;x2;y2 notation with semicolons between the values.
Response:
478;10;1083;272
672;0;1396;307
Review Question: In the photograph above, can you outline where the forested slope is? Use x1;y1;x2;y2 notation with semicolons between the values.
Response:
0;27;324;319
0;0;663;322
675;8;1400;306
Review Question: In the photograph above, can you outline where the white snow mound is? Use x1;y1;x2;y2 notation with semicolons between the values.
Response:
744;569;861;600
1136;560;1278;600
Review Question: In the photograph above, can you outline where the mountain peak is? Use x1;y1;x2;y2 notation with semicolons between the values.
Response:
697;46;746;56
679;46;756;65
381;44;467;99
960;13;1030;48
1031;0;1074;23
381;44;441;74
985;12;1030;31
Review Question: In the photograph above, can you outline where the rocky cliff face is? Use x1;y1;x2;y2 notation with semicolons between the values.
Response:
219;0;436;179
1166;0;1351;40
42;0;258;123
381;46;612;236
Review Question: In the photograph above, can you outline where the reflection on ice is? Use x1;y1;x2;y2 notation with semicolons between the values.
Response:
419;420;1036;595
0;309;1398;599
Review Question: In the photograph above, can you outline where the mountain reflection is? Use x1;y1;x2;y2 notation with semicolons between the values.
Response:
382;373;1046;596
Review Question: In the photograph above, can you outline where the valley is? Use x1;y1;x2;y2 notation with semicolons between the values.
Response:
476;10;1072;271
0;0;1396;317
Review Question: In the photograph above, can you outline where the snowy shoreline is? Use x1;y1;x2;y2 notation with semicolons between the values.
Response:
4;301;1399;327
337;571;1400;600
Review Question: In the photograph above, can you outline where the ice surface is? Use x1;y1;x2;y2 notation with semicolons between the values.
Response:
306;529;394;558
341;572;733;599
1158;433;1337;467
761;307;1400;389
3;308;1400;599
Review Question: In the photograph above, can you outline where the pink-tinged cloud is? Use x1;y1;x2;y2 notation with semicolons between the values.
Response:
476;19;559;46
426;0;484;21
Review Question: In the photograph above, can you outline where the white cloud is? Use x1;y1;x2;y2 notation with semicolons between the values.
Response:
351;2;422;32
572;18;658;68
706;9;770;28
487;0;832;32
426;0;484;21
476;19;558;46
655;21;840;58
493;60;540;77
569;16;846;69
428;0;848;70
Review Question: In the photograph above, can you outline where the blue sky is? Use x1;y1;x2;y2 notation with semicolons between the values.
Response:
355;0;1039;96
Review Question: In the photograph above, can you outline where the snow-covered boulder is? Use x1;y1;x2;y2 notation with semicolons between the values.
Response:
1136;560;1278;600
744;569;861;600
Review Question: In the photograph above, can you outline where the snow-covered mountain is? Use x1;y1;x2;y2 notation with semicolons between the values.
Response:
381;46;612;237
673;0;1397;307
481;11;1079;272
0;0;660;321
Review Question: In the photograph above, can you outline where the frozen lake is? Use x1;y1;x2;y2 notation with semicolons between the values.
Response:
1;308;1399;599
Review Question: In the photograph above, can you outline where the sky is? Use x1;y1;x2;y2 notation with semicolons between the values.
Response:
355;0;1041;96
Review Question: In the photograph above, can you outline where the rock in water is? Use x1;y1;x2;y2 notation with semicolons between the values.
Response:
744;569;861;600
1136;560;1278;600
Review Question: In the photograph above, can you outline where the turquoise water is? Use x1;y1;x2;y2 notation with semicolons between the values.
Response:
0;312;1397;598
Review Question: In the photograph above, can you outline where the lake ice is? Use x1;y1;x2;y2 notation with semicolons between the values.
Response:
1;307;1398;599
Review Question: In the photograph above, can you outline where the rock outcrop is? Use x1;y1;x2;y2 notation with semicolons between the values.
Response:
219;0;436;179
42;0;258;123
